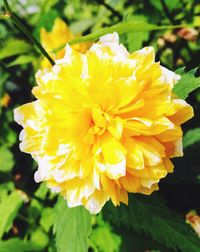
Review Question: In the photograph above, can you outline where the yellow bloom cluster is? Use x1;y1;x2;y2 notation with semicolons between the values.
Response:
40;18;91;68
14;32;193;214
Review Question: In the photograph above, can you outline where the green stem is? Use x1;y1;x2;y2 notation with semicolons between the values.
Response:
3;0;55;66
3;0;11;12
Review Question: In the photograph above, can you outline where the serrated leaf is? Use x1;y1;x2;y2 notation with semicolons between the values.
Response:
183;128;200;148
0;190;23;238
53;21;184;52
0;238;40;252
119;229;172;252
103;195;200;252
173;68;200;99
54;197;91;252
127;30;149;52
0;146;14;172
126;15;149;52
8;55;35;67
0;39;32;60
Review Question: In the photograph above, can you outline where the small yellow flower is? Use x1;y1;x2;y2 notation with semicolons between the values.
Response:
40;18;91;68
14;32;193;214
0;94;11;107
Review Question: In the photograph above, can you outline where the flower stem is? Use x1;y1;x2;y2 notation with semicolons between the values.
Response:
3;0;11;12
2;0;55;66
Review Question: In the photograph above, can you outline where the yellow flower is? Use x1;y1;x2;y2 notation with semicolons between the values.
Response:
14;32;193;214
40;18;91;68
0;94;11;107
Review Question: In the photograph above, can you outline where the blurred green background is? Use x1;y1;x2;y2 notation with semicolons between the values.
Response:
0;0;200;251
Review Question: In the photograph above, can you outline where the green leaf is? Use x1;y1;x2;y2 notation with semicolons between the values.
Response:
0;39;32;60
119;229;172;252
0;23;8;39
29;183;50;221
173;68;200;99
0;190;23;238
90;215;121;252
7;55;35;67
90;226;121;252
54;197;91;252
164;0;181;10
0;146;14;172
34;9;59;40
40;207;55;233
53;21;185;52
0;238;40;252
126;15;149;52
1;127;17;148
30;228;49;250
89;214;122;252
103;195;200;252
127;30;149;52
0;182;14;201
35;182;49;199
183;128;200;148
150;0;180;11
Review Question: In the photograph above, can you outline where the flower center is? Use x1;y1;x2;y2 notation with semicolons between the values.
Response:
92;108;107;135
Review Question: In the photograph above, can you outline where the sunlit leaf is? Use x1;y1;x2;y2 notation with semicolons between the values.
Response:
126;15;149;52
0;146;14;172
0;190;23;238
8;55;35;67
40;207;55;233
0;182;14;201
89;215;121;252
54;197;91;252
30;228;49;250
0;238;40;252
173;68;200;99
53;21;184;52
0;39;32;60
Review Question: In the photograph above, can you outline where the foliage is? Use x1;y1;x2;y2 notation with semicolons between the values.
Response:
183;128;200;148
54;197;91;252
0;0;200;252
0;189;23;238
0;238;40;252
0;146;14;172
173;68;200;99
103;195;200;252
